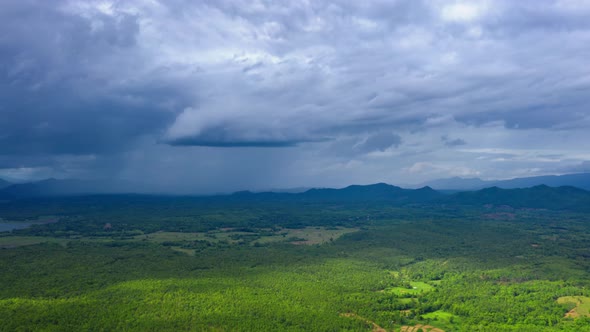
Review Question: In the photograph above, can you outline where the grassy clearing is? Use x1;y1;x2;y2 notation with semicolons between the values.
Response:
0;226;358;251
169;247;196;256
137;231;216;243
0;236;69;248
557;296;590;318
136;226;358;247
384;282;434;296
398;298;415;305
258;226;359;245
134;230;262;245
422;310;456;322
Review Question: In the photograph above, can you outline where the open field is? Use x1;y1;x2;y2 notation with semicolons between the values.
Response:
136;226;359;247
422;311;456;323
257;226;359;245
557;296;590;318
383;282;435;297
0;226;358;250
0;236;69;248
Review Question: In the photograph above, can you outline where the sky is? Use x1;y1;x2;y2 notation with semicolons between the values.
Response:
1;0;590;193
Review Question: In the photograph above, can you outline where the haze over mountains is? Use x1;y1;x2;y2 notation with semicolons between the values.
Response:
232;183;441;204
229;183;590;212
418;173;590;191
2;175;590;212
443;185;590;211
2;172;590;199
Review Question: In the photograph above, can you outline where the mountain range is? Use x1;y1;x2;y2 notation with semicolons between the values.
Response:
232;183;441;203
1;175;590;212
418;173;590;191
442;185;590;211
233;183;590;211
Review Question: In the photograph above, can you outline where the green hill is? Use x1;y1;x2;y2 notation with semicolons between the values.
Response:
443;185;590;211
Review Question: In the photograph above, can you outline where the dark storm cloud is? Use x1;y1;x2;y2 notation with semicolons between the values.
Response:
441;136;467;147
0;0;185;156
166;126;314;148
2;0;590;189
357;132;402;153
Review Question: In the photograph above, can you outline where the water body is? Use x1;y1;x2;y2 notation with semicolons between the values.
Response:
0;223;32;232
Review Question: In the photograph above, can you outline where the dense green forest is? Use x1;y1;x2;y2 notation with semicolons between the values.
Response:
1;192;590;331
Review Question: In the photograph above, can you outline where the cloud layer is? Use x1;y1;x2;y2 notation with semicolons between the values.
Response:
1;0;590;192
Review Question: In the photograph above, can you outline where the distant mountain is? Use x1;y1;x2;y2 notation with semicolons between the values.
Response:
418;177;489;190
421;173;590;191
0;178;10;190
493;173;590;190
442;185;590;211
0;178;136;199
301;183;441;202
4;178;590;212
231;183;442;204
258;187;311;194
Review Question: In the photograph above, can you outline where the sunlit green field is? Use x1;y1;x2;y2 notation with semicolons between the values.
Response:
558;296;590;319
1;259;386;331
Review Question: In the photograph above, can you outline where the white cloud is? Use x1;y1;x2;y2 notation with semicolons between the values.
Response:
441;2;486;23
